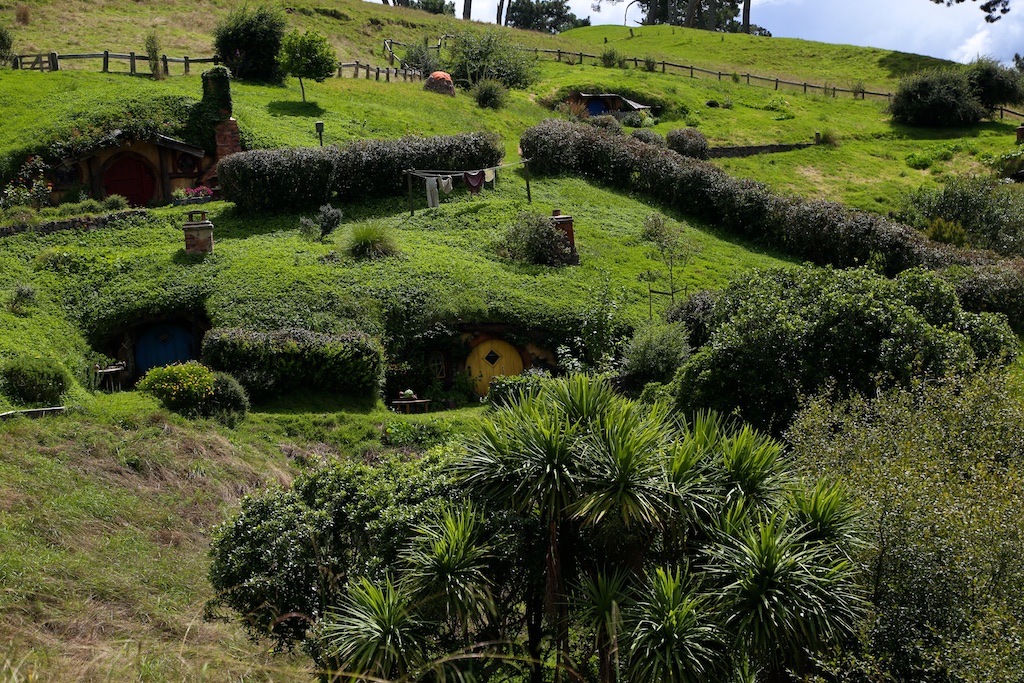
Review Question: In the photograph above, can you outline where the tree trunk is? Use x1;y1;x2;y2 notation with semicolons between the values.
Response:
741;0;751;33
707;0;717;30
299;77;306;103
684;0;699;27
463;0;472;21
526;589;544;683
496;0;505;25
381;0;390;5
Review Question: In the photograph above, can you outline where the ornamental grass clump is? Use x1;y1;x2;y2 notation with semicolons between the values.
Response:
347;221;398;259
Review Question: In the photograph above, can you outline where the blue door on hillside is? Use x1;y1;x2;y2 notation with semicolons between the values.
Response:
135;323;194;375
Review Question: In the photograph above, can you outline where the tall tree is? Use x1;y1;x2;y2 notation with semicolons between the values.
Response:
463;0;472;20
278;29;337;102
931;0;1011;21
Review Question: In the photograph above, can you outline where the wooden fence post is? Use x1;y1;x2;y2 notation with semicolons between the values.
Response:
557;49;561;62
365;64;370;79
803;82;807;94
689;65;693;78
162;54;169;76
103;50;110;73
775;78;778;90
579;52;583;65
184;55;189;74
524;160;532;204
129;51;136;75
48;52;59;72
746;73;750;85
633;57;638;68
354;60;360;77
661;61;665;73
386;67;391;83
375;66;380;81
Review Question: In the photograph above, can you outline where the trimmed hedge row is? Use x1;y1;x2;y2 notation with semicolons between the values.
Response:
219;132;504;214
520;119;1024;323
201;327;385;400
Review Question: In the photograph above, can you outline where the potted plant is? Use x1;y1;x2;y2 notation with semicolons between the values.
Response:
172;185;214;206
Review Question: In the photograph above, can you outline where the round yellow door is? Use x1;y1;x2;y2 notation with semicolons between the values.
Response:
465;339;524;396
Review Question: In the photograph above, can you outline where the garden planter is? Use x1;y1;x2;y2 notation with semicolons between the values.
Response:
183;210;214;254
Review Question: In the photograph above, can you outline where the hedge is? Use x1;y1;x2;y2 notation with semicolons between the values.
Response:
520;119;1024;321
219;132;504;214
201;327;385;400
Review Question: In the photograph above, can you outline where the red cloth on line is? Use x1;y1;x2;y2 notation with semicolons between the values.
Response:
464;170;486;195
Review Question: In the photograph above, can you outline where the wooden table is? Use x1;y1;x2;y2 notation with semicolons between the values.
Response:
390;398;431;414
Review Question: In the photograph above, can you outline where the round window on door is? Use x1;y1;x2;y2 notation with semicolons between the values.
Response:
465;339;524;396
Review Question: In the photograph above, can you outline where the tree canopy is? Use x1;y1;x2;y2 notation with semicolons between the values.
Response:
278;29;337;102
931;0;1011;21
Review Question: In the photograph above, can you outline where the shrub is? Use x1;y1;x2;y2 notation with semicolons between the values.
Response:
672;266;1017;433
500;211;573;266
218;146;336;214
213;5;286;82
347;221;398;259
600;47;620;68
145;31;161;80
964;56;1024;110
0;25;12;65
7;282;36;315
201;327;385;401
136;361;216;416
630;129;665;146
618;322;689;390
987;147;1024;178
620;111;644;128
666;128;709;159
889;68;988;126
485;368;549;408
1;355;69;405
443;26;537;88
586;114;623;135
666;289;721;348
278;29;338;103
643;55;657;72
208;371;250;422
401;43;440;74
102;194;129;211
299;204;343;242
472;78;508;109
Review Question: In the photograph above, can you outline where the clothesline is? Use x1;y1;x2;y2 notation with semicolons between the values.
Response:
403;159;532;215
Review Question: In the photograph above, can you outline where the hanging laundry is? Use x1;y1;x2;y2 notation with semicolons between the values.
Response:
439;175;453;194
464;170;486;195
425;176;440;208
483;167;495;184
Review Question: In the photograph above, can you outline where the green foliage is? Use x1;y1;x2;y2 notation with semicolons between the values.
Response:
987;146;1024;178
135;361;215;417
889;67;988;126
201;327;385;401
505;0;588;34
500;210;573;266
382;417;455;448
213;5;286;82
788;373;1024;681
666;127;709;159
278;29;337;103
443;26;538;88
619;322;690;390
145;31;161;80
586;114;623;134
485;368;550;408
400;43;441;74
410;0;456;14
964;56;1024;110
347;220;399;259
600;46;621;68
208;371;250;423
218;146;336;215
471;78;509;110
672;266;1018;433
629;128;665;146
299;204;343;242
1;354;69;405
1;155;50;210
6;282;36;315
0;25;12;65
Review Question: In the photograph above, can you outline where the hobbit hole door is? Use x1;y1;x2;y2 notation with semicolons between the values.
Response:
102;155;156;207
465;339;524;396
135;322;194;375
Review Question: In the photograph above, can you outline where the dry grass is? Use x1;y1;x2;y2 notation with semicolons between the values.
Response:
14;4;29;25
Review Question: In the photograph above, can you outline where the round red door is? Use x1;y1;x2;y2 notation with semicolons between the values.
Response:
102;155;156;207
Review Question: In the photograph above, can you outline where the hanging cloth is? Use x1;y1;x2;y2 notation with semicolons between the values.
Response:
484;167;496;184
464;170;486;195
425;176;440;208
439;175;453;194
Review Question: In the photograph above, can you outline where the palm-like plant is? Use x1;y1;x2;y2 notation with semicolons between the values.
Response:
625;567;726;683
322;575;426;682
576;571;632;683
715;424;790;510
705;514;865;681
790;478;866;554
402;503;494;642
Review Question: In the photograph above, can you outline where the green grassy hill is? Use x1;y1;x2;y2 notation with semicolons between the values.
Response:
2;1;1023;679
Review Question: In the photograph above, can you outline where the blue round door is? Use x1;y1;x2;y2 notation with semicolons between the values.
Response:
135;323;194;375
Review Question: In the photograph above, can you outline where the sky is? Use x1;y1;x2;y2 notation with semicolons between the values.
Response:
441;0;1024;64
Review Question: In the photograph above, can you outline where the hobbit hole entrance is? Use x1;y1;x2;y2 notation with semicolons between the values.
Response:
101;153;156;207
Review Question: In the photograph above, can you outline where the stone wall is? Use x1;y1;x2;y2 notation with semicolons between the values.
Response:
708;142;815;159
0;209;148;238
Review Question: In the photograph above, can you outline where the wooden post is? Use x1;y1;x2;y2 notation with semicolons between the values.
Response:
579;52;583;64
745;73;750;85
803;82;807;94
406;170;415;216
365;64;370;79
661;61;665;73
354;60;360;77
524;160;532;204
775;78;778;90
557;49;561;62
184;55;190;74
386;68;391;83
103;50;110;72
375;66;380;81
48;52;59;72
162;54;169;76
690;65;693;78
129;51;136;75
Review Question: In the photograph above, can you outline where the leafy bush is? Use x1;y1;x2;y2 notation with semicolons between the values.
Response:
1;355;69;405
643;54;657;72
382;418;455;447
485;368;549;408
600;47;621;68
443;26;537;88
618;322;689;391
500;211;573;266
629;129;665;146
136;361;216;417
208;371;250;422
401;43;440;74
299;204;343;242
218;146;336;214
145;31;161;80
102;194;129;211
472;78;508;110
666;289;720;348
347;221;399;259
621;111;644;127
672;266;1017;433
7;282;36;315
889;68;988;126
586;114;623;135
987;147;1024;178
201;327;385;401
666;127;709;159
213;5;286;82
278;29;338;103
0;25;12;65
964;56;1024;110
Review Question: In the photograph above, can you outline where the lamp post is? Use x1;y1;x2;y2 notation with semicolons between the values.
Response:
315;121;324;147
